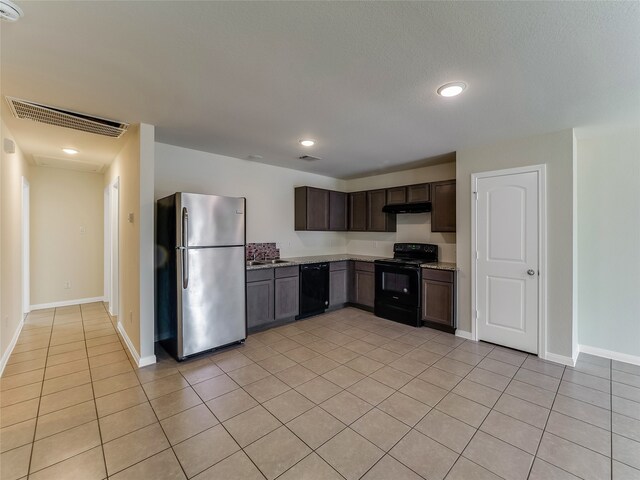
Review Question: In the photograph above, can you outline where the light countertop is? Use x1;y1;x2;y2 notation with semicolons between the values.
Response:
246;254;457;271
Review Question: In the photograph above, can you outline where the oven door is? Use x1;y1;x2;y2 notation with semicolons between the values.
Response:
374;263;420;307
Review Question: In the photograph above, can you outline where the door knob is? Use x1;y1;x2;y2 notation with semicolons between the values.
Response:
527;269;535;276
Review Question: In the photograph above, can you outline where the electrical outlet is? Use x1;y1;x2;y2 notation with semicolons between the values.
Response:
79;226;86;234
64;281;71;289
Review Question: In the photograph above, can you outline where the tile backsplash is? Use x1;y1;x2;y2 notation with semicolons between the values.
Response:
246;242;280;260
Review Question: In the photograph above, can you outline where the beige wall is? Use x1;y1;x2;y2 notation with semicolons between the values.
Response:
0;120;30;365
155;143;457;262
344;161;456;261
154;142;348;257
30;166;104;306
456;129;576;360
577;126;640;358
105;126;141;355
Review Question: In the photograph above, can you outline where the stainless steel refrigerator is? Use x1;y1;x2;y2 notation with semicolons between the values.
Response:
156;192;246;360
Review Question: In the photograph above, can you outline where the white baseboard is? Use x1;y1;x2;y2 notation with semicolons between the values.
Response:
0;318;25;376
455;329;473;340
579;344;640;367
117;321;156;368
139;355;157;367
542;351;577;367
31;296;106;310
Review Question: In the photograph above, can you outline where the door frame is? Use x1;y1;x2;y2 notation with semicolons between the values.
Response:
104;185;110;304
21;177;30;315
105;177;119;316
471;164;547;357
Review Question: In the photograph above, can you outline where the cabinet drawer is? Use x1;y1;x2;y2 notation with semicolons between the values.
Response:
275;266;299;278
353;261;375;273
421;268;454;283
330;261;348;271
247;268;274;282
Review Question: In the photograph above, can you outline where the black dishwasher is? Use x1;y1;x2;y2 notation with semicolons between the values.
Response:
297;263;330;319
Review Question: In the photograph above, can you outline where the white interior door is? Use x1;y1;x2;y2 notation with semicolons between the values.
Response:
475;170;540;353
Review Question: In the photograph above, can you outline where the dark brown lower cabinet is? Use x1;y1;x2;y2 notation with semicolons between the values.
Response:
351;261;375;309
421;268;455;333
329;261;348;307
247;274;274;330
275;267;299;320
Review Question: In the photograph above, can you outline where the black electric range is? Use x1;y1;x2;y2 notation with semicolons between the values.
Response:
374;243;438;327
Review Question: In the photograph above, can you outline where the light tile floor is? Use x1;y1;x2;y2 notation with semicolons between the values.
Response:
1;303;639;479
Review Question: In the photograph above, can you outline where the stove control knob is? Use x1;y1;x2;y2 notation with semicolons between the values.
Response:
403;288;408;293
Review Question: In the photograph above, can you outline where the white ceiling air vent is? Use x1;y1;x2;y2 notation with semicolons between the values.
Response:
6;97;129;138
0;0;23;21
299;155;322;161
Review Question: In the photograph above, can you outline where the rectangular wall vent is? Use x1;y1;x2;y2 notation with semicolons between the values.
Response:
6;97;129;138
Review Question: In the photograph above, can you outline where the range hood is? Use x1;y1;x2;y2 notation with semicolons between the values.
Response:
382;202;431;214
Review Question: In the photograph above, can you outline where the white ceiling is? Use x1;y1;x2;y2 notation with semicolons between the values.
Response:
1;1;639;178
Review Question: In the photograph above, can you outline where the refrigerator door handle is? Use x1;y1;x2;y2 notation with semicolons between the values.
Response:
182;207;189;289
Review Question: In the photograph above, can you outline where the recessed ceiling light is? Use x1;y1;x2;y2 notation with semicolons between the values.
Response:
437;82;467;97
62;148;79;155
0;0;24;22
299;139;315;147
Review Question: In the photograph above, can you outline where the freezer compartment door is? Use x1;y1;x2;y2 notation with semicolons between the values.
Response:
179;245;246;357
178;193;245;247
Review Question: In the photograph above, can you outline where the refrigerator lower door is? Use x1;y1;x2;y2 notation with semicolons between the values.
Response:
178;245;246;358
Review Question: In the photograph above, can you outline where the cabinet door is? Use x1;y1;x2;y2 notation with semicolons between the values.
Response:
307;187;330;231
407;183;430;203
422;278;453;326
329;190;348;231
354;270;375;308
367;189;388;232
386;187;406;204
329;269;348;306
431;180;456;232
275;275;299;320
247;279;274;329
349;191;367;231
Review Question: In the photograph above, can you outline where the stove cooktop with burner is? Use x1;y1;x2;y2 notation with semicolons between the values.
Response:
375;242;438;266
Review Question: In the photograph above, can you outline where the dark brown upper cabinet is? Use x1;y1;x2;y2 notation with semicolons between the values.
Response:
295;186;329;231
348;191;367;231
431;180;456;232
407;183;430;203
329;190;348;231
386;186;407;204
367;189;397;232
386;183;430;205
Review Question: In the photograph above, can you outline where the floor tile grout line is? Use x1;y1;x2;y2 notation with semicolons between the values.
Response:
417;349;529;479
127;359;190;479
79;303;110;480
99;303;191;479
525;359;565;480
24;307;57;477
